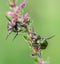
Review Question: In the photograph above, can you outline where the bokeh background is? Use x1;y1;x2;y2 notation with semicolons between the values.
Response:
0;0;60;64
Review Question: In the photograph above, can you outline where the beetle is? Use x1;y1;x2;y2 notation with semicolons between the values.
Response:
24;28;55;57
6;16;30;40
31;34;54;57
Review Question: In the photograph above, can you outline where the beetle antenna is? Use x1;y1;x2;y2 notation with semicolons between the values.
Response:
46;35;55;40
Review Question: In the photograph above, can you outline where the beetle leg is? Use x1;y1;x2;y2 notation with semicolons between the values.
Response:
13;32;18;40
6;31;12;40
46;35;55;40
38;49;42;58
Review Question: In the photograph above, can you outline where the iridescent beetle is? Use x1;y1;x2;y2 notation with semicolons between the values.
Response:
6;16;30;40
31;32;54;57
24;28;55;57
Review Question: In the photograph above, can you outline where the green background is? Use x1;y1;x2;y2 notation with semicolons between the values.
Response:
0;0;60;64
